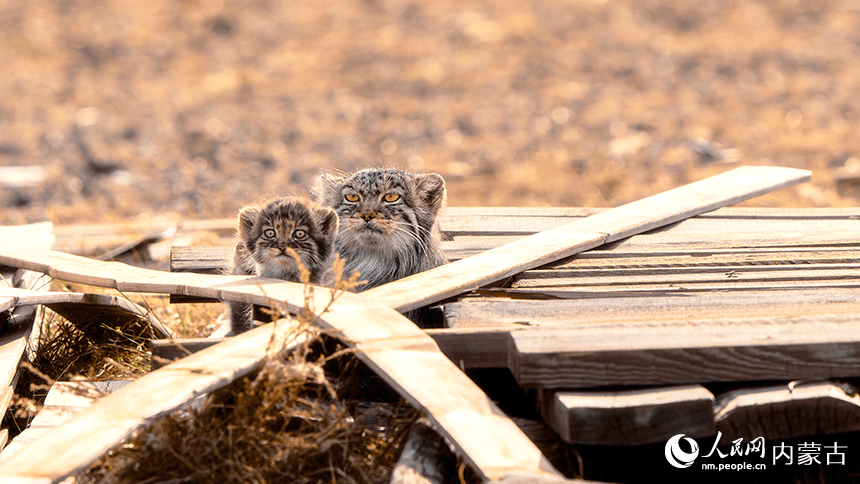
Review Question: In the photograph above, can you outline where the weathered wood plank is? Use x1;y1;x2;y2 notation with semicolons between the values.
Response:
508;314;860;388
714;381;860;443
545;385;715;446
362;166;811;312
0;242;561;483
445;289;860;328
0;223;54;445
511;268;860;293
0;381;132;462
0;289;170;339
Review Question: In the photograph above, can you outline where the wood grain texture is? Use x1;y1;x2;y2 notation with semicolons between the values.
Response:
0;241;560;483
548;385;715;446
362;166;811;312
508;314;860;388
714;381;860;443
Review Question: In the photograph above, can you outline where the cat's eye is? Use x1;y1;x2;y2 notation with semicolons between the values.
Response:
383;193;400;202
263;228;276;239
344;194;360;203
293;229;307;239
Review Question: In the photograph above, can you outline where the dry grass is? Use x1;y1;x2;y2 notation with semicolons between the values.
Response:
80;334;421;484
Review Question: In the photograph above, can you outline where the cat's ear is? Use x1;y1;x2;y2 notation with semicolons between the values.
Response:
237;205;260;241
415;173;446;215
314;206;340;238
312;172;345;204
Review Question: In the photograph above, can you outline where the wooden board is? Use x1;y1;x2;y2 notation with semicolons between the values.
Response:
546;385;715;446
0;241;561;483
361;166;811;312
714;381;860;443
0;289;170;340
0;381;132;462
508;314;860;388
0;223;54;447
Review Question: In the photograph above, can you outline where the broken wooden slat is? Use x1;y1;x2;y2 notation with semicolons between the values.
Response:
542;385;716;446
0;243;561;483
508;314;860;388
0;289;170;340
714;381;860;443
361;166;811;312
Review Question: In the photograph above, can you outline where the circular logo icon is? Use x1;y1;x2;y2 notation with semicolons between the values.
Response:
665;434;699;469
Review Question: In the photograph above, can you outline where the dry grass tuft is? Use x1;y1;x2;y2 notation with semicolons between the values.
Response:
80;334;419;484
3;307;152;436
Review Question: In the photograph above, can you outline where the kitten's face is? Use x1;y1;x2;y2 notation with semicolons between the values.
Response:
238;197;338;279
313;169;445;254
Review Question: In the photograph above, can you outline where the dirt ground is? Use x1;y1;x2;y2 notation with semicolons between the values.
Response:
1;0;859;227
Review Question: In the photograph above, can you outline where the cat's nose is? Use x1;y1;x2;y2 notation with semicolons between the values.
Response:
359;212;375;222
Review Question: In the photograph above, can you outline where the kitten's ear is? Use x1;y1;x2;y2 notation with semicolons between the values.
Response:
314;206;340;238
415;173;446;215
237;205;260;241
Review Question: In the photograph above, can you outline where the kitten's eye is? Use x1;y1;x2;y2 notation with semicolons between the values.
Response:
344;194;360;203
383;193;400;203
263;228;276;239
293;229;307;239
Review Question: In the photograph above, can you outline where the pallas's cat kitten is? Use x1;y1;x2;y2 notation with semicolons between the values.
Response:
227;196;339;335
312;168;447;295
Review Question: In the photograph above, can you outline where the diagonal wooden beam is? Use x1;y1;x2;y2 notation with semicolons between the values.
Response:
363;165;811;312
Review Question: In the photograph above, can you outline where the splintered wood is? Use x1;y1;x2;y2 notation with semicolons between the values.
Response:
0;165;834;483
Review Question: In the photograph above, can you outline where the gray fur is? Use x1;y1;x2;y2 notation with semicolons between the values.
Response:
228;196;339;334
312;168;447;295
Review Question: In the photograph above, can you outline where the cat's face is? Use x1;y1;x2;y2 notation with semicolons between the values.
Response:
313;169;445;255
238;197;338;278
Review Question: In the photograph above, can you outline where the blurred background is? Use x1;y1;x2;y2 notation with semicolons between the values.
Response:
1;0;859;226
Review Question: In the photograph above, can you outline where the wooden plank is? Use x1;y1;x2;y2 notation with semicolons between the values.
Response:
544;249;860;269
508;314;860;388
0;381;132;462
0;289;170;339
170;245;229;274
714;381;860;443
0;223;54;445
0;324;31;433
0;242;561;483
362;166;811;312
514;266;860;289
545;385;715;446
445;288;860;328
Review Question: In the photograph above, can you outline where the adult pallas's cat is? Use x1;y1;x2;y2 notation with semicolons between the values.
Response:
227;196;338;335
313;168;447;327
